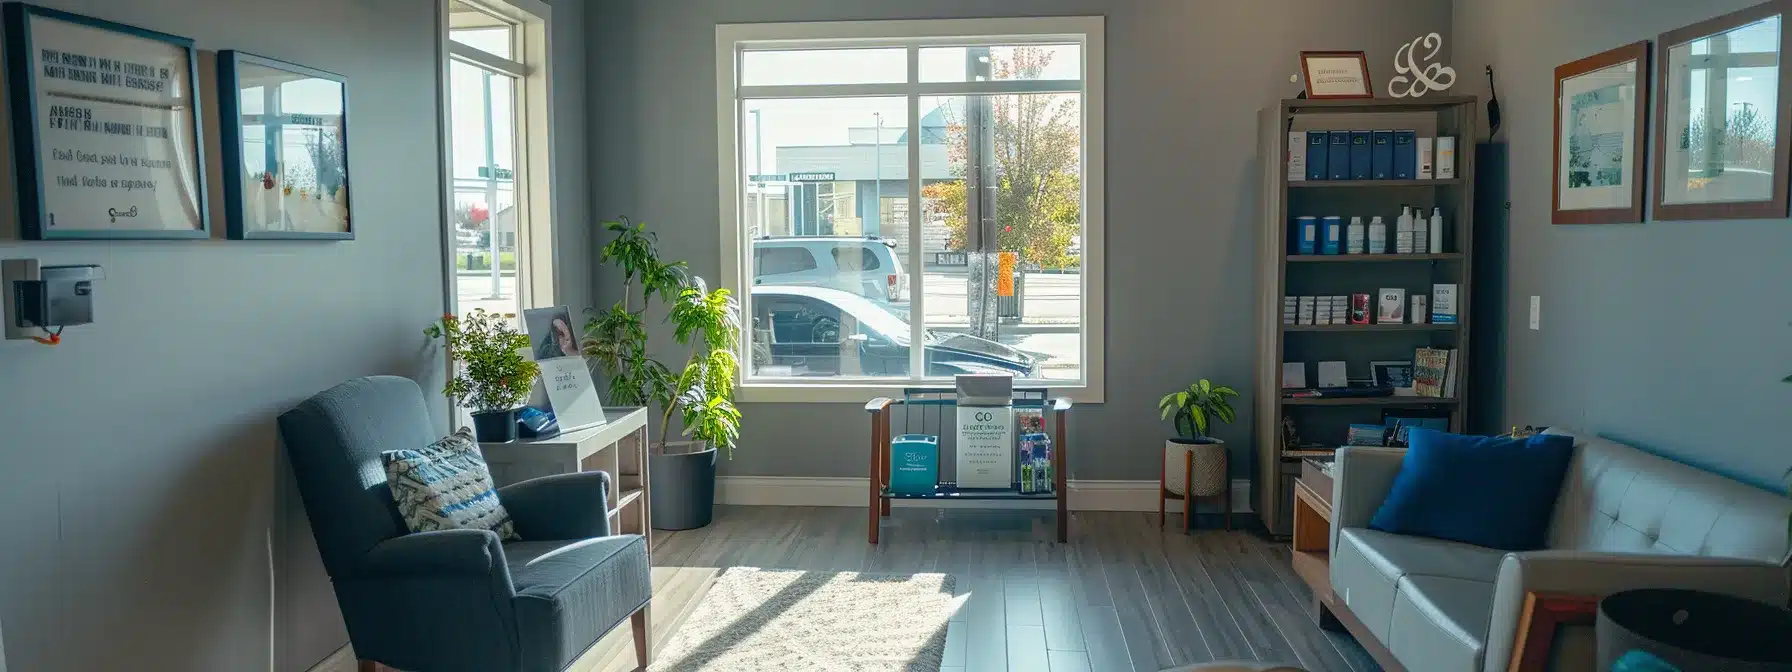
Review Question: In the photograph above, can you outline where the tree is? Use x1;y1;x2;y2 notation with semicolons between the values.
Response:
1682;103;1777;174
453;202;490;232
921;47;1082;268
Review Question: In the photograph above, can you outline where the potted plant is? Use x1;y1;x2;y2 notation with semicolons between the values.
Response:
1158;380;1240;525
427;309;540;442
583;218;742;530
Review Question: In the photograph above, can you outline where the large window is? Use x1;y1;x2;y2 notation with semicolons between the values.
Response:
444;0;554;320
718;18;1106;402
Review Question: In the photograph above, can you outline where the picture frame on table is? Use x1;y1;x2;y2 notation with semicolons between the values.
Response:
1552;41;1651;225
217;51;351;240
1300;51;1374;99
1653;0;1792;221
1;3;208;239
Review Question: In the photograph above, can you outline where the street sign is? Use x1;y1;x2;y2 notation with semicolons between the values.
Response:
933;251;969;266
789;171;836;182
748;173;787;183
477;166;514;180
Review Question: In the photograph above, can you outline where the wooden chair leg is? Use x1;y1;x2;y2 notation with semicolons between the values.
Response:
1182;451;1194;533
633;605;652;670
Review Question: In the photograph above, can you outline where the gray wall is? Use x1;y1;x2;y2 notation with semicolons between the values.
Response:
588;0;1454;481
0;1;448;670
552;0;592;314
1452;0;1792;489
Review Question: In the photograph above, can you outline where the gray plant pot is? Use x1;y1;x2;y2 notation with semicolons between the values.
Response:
650;440;717;531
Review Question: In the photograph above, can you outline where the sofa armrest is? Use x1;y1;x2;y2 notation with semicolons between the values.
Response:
1329;446;1406;551
359;528;510;584
1482;550;1791;672
497;470;613;541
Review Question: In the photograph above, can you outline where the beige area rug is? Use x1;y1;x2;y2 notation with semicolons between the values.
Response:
650;567;958;672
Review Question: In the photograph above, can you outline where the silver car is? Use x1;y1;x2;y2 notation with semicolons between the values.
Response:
752;235;907;303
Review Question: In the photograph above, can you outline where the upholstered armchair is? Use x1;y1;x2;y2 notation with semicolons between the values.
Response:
278;376;651;672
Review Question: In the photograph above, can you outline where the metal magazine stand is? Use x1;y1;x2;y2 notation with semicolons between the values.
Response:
863;388;1072;544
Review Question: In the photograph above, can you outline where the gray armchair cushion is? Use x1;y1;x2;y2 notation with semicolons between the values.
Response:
499;470;614;541
1332;527;1504;643
509;534;651;672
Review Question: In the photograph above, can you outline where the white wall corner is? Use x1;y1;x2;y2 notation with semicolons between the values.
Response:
716;476;1253;513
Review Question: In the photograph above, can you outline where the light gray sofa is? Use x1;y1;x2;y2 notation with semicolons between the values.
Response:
1328;428;1792;671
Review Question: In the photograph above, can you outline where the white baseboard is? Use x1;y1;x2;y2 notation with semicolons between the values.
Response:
717;476;1253;513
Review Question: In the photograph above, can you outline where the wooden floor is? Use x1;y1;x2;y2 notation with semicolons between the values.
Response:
573;506;1379;672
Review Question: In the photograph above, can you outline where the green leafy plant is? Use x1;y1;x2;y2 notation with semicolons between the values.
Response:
426;309;540;412
659;277;743;457
582;217;687;408
1158;379;1240;441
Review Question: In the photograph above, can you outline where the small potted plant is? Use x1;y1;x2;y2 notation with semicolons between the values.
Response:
426;309;540;442
1158;380;1239;525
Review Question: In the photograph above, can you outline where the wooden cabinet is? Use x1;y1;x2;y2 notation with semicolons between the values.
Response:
480;407;652;543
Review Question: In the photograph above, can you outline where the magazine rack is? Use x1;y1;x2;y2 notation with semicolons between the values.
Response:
863;388;1072;544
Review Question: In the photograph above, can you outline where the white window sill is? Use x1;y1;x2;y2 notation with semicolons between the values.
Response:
737;381;1103;405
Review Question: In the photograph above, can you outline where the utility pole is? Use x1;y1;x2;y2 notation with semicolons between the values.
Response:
482;69;501;300
872;112;882;235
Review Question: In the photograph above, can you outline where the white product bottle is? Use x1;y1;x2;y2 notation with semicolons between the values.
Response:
1429;207;1444;253
1368;216;1388;254
1346;216;1366;254
1395;207;1415;254
1412;213;1429;253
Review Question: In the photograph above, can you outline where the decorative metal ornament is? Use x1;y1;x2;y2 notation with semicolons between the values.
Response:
1389;33;1457;98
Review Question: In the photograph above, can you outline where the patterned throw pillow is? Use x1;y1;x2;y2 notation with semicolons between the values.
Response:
382;428;519;541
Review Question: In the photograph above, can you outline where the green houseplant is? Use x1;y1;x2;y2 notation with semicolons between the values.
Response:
582;217;743;530
1157;379;1240;529
427;309;541;442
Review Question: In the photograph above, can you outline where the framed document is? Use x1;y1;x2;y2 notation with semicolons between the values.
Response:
1;4;207;239
1301;51;1374;99
1653;0;1792;221
1552;41;1650;225
218;51;351;240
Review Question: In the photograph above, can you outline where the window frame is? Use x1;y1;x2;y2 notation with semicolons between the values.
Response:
716;17;1107;403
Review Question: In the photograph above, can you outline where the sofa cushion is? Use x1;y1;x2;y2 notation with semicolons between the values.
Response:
1388;575;1494;671
1332;527;1505;642
508;535;651;672
1370;429;1576;550
382;428;519;541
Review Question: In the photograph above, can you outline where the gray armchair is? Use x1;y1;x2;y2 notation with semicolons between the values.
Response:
278;376;651;672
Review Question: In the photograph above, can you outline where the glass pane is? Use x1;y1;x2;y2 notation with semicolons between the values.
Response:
1662;15;1781;205
234;63;349;235
919;44;1082;82
920;91;1083;383
742;97;910;380
448;61;520;321
448;1;513;59
741;48;906;86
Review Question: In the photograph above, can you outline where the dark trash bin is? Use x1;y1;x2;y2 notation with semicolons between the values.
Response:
1598;589;1792;672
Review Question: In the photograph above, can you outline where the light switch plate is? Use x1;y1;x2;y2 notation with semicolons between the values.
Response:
2;259;40;341
1529;295;1541;331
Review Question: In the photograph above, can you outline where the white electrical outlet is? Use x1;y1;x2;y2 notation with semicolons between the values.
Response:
1529;296;1541;330
1;259;40;341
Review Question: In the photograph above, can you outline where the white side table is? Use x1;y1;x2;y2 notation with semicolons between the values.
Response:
480;407;651;545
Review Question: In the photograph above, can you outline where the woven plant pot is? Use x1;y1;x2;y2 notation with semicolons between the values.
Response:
1164;438;1227;497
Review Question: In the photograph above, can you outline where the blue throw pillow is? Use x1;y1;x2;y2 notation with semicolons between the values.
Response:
1368;429;1576;550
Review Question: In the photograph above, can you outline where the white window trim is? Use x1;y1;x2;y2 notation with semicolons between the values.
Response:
715;17;1106;404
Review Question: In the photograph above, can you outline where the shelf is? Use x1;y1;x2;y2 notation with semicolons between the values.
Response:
608;487;645;518
882;486;1059;501
1287;253;1462;263
1282;396;1459;407
1283;323;1457;332
1290;178;1462;188
1284;95;1477;114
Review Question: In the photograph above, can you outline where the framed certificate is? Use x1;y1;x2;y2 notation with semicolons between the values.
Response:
2;4;208;239
1301;51;1374;99
218;51;352;240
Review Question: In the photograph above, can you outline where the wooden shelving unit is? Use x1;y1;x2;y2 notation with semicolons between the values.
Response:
1253;96;1478;536
479;407;653;549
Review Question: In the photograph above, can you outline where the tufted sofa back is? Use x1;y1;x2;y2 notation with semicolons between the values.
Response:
1543;428;1791;565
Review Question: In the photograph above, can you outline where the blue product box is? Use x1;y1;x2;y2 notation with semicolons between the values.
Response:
1294;216;1318;255
889;434;939;495
1371;131;1394;180
1349;131;1372;180
1305;132;1329;181
1393;130;1417;179
1327;131;1351;180
1320;216;1343;254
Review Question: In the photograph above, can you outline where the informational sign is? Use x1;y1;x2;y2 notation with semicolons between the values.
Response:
748;173;787;183
6;6;207;238
477;166;514;180
524;307;607;432
789;171;836;182
933;251;969;266
955;406;1014;489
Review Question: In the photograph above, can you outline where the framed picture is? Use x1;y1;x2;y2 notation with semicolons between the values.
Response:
1301;51;1373;99
1553;41;1650;224
1370;360;1415;395
1;4;208;239
1653;0;1792;221
217;51;351;240
1381;408;1451;446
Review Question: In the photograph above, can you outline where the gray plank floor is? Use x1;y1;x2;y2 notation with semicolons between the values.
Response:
574;506;1380;672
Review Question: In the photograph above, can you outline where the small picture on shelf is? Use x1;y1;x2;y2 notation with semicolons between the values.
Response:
1382;409;1451;446
1370;360;1416;395
1377;288;1408;323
